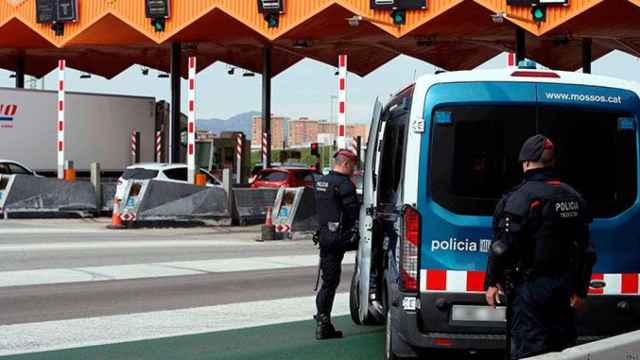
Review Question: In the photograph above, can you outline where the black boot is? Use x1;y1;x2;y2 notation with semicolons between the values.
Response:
314;314;343;340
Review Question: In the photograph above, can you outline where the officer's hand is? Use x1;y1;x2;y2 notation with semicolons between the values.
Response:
486;286;502;308
570;294;585;311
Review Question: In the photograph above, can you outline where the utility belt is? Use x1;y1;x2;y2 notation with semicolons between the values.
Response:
316;222;359;252
509;266;571;284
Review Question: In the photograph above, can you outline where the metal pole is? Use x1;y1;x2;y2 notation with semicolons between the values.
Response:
515;28;526;65
582;38;593;74
15;55;25;89
262;47;272;169
337;54;347;149
187;56;197;184
236;134;243;184
170;42;182;164
57;60;66;180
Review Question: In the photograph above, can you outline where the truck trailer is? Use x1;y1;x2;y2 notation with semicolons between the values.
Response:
0;87;156;176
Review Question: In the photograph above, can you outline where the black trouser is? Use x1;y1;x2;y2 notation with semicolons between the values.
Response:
316;250;345;317
511;275;576;359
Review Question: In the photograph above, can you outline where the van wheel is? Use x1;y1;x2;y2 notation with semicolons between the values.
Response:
384;307;399;360
350;271;362;325
350;271;381;325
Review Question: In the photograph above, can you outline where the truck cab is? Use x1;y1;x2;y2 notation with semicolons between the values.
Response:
351;67;640;359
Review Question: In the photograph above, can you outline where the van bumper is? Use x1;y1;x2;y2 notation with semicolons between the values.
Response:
393;292;638;352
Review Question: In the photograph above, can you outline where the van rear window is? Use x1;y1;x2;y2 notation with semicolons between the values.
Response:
430;106;637;218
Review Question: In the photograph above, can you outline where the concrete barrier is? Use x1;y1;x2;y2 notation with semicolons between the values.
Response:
232;187;279;225
0;174;97;218
101;182;117;212
119;180;231;226
524;330;640;359
272;187;318;236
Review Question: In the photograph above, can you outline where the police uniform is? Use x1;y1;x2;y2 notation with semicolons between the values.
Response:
485;135;595;359
314;150;360;340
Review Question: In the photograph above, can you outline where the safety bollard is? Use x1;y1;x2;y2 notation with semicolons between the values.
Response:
64;160;76;182
195;173;207;187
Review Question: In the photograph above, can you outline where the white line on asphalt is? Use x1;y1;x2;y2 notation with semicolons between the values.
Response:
0;293;350;356
0;239;261;252
0;228;111;234
0;253;356;288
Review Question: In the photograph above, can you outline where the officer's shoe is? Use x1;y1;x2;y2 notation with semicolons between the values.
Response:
314;314;343;340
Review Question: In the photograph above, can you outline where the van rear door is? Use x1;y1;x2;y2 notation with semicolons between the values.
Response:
356;98;383;322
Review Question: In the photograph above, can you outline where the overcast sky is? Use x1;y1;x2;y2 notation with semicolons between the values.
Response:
1;50;639;123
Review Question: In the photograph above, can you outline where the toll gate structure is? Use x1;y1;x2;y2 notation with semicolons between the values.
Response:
1;0;639;164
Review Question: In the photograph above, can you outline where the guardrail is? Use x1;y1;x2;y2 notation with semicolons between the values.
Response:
524;330;640;360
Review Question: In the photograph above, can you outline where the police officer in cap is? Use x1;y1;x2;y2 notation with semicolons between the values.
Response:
485;135;596;359
314;149;360;340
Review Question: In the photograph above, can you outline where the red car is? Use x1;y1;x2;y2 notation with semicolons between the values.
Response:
250;168;317;189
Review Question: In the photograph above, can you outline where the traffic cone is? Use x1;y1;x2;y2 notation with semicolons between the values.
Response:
260;207;276;241
107;199;126;230
265;207;273;226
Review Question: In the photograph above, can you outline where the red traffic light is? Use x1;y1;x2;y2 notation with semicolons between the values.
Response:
310;143;320;156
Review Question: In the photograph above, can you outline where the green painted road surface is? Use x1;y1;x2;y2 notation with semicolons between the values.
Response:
1;316;385;360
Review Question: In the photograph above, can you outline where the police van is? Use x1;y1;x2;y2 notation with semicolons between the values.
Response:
351;65;640;359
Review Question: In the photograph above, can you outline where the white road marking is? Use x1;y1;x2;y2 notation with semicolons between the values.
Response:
0;253;356;288
0;228;110;234
0;239;262;252
0;293;349;356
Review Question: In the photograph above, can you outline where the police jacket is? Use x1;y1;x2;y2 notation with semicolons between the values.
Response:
485;168;595;297
315;171;360;251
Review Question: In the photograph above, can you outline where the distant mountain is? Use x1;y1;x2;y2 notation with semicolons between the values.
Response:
197;111;260;137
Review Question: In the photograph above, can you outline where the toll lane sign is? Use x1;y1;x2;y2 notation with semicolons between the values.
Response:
36;0;77;23
146;0;170;19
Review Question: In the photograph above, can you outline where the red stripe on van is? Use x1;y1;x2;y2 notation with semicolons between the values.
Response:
622;273;639;294
466;271;485;292
426;270;447;291
589;274;604;295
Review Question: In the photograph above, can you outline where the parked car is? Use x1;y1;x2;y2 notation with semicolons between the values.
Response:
0;159;39;176
115;163;222;201
250;168;317;189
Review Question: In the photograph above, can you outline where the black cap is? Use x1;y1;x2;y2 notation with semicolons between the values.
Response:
518;135;555;162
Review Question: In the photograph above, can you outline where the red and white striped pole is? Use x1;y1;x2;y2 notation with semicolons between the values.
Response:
130;130;137;164
337;54;347;150
236;134;243;184
57;60;65;180
508;52;516;67
155;130;162;162
350;137;358;156
187;56;197;184
262;132;268;167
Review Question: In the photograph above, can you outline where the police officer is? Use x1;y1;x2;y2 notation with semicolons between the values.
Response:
485;135;596;359
314;149;360;340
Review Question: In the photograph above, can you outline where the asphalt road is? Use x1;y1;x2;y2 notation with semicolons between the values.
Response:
0;219;498;360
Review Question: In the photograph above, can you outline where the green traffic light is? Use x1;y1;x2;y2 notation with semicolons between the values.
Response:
531;6;546;22
391;10;406;25
266;14;279;28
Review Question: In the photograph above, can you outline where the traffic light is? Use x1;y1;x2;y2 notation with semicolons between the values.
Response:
531;5;546;23
310;143;320;157
391;9;406;25
264;14;279;28
151;18;165;32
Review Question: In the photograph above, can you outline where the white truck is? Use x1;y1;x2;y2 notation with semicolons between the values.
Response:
0;87;156;175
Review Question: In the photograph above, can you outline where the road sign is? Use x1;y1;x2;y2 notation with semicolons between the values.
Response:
35;0;55;24
56;0;77;22
146;0;170;19
370;0;427;10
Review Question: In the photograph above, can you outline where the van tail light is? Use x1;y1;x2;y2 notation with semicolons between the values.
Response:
401;206;421;292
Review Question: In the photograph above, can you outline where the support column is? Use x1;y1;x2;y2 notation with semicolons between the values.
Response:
170;42;182;164
57;60;66;180
15;55;25;89
515;28;526;65
262;47;272;169
187;56;197;184
582;38;592;74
